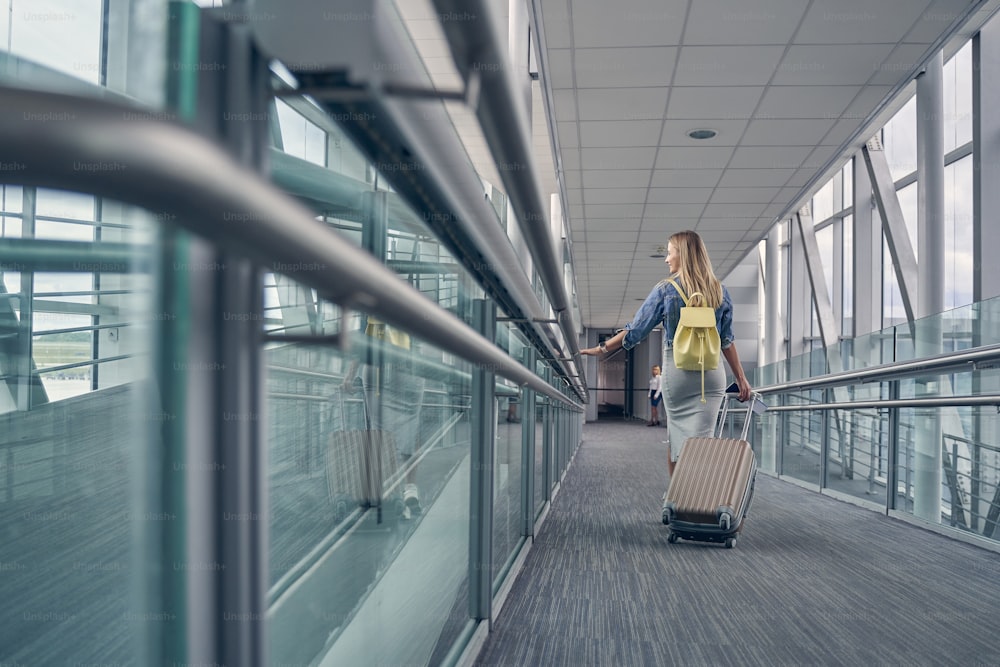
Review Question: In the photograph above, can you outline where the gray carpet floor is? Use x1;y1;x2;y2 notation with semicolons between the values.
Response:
474;421;1000;667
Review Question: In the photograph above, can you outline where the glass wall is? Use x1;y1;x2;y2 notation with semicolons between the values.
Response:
0;2;584;667
754;296;1000;547
266;285;476;667
0;196;153;666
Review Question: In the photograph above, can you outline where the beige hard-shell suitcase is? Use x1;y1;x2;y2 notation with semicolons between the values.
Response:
661;393;765;548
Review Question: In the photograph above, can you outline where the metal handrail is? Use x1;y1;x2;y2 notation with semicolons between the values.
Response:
757;343;1000;394
430;0;585;377
0;85;581;410
763;395;1000;412
283;55;587;400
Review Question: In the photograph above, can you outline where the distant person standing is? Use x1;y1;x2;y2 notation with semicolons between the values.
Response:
581;230;752;478
647;365;662;427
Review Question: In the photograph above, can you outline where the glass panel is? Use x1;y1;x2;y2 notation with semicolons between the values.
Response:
493;384;523;589
842;160;853;211
7;0;102;85
493;321;525;589
824;384;887;506
0;203;152;666
267;295;473;667
883;96;916;181
812;179;834;223
780;391;822;486
945;156;973;310
842;214;853;337
943;42;973;152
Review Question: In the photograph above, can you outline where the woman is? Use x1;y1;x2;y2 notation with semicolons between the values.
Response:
582;230;752;476
647;365;662;427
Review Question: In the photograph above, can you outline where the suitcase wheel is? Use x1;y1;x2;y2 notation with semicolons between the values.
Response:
667;532;678;544
661;507;672;525
725;537;736;549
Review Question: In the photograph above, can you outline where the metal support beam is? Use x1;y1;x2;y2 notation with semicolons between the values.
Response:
862;139;918;325
180;9;271;666
913;52;945;524
972;17;1000;533
852;152;883;340
974;17;1000;302
521;346;536;537
787;218;809;360
795;207;842;368
469;298;496;623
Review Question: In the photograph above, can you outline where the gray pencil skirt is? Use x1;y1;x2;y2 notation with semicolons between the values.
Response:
661;357;726;462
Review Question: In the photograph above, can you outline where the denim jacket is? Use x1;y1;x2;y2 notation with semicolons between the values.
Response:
621;279;735;352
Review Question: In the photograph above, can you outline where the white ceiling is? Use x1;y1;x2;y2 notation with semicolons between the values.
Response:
396;0;999;330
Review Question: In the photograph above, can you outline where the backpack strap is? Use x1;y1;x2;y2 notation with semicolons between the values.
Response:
666;278;689;305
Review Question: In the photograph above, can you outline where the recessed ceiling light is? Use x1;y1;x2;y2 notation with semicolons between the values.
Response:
687;128;718;140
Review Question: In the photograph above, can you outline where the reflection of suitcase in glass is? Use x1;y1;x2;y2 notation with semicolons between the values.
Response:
661;393;765;549
326;385;402;524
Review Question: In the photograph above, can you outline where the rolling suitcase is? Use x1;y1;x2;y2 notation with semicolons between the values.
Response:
661;392;765;549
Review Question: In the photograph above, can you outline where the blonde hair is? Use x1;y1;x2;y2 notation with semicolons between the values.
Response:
668;230;723;309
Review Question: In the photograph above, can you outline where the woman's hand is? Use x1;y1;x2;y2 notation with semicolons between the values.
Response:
734;375;752;402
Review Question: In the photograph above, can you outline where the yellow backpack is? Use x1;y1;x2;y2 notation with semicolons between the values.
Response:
667;279;721;403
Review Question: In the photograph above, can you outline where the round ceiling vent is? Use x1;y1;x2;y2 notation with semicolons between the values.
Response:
686;128;718;140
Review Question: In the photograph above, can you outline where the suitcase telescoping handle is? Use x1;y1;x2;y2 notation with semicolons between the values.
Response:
717;386;766;440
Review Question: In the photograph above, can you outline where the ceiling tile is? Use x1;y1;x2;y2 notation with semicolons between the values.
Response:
905;1;968;43
683;0;809;45
571;0;687;48
579;120;662;147
696;217;760;230
795;0;934;45
840;85;894;125
644;203;707;218
540;0;572;48
773;45;897;85
552;89;577;121
655;146;735;169
581;146;658;170
756;85;859;119
575;87;669;121
658;119;749;146
742;118;837;146
666;86;764;120
546;49;575;89
693;228;752;241
585;230;643;242
575;47;677;88
583;218;643;229
584;203;646;218
583;188;649;205
564;170;583;189
703;202;768;218
870;43;933;85
728;145;814;169
709;187;780;204
650;169;724;188
674;46;786;86
557;121;579;148
646;188;715;205
820;118;863;147
562;148;581;170
716;169;795;187
582;169;653;188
